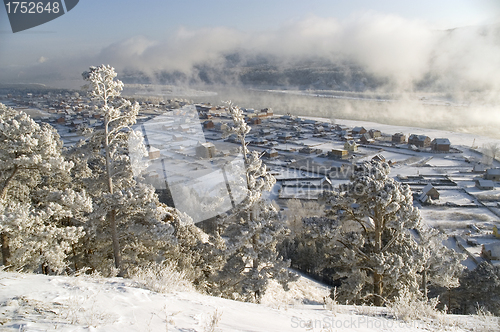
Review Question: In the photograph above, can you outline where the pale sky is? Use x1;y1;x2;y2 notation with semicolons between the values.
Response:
0;0;499;85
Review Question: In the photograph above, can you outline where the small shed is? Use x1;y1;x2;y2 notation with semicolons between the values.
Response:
420;183;439;201
148;147;161;160
203;120;215;129
196;142;216;159
475;179;495;190
473;163;486;173
264;149;279;158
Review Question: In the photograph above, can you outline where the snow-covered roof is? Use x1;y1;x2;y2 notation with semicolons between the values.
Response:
345;140;357;146
476;179;495;188
432;138;450;145
418;193;428;203
409;134;429;141
422;183;436;195
486;168;500;176
197;141;215;148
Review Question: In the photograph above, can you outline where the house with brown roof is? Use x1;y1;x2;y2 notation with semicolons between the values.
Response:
360;133;374;144
408;134;431;148
431;138;451;152
418;183;440;203
368;129;381;139
344;140;358;152
203;120;215;129
328;149;349;160
392;132;406;144
264;149;279;158
352;126;367;136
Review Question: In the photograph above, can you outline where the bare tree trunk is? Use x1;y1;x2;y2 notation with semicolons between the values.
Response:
1;232;11;268
109;209;122;270
422;269;428;299
373;209;384;306
252;233;260;303
0;166;18;200
373;272;384;306
104;118;122;274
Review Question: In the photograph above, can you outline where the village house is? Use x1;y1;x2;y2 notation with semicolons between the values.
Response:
475;179;495;190
371;154;386;163
431;138;451;152
261;108;273;117
278;176;333;200
214;122;228;132
368;129;382;139
352;126;367;136
485;168;500;181
299;147;321;154
473;163;486;173
328;149;349;160
248;117;262;125
203;120;215;129
344;140;358;152
314;126;325;134
252;137;268;145
195;142;216;159
359;133;374;144
301;119;317;125
264;148;279;158
277;132;293;142
419;183;440;203
148;147;161;160
408;134;431;148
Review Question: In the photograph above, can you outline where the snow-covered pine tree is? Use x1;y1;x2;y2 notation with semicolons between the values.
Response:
418;226;465;299
321;160;426;306
0;103;90;272
213;102;296;303
74;65;175;274
454;261;500;315
277;199;326;275
284;199;324;236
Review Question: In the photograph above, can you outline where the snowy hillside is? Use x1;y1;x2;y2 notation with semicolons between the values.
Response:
0;270;496;332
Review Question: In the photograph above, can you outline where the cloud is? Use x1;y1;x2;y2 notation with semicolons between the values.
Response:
2;13;500;102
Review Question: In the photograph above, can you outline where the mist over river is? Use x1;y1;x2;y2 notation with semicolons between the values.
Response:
177;86;500;140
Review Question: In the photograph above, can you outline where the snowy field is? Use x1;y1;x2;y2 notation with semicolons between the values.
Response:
420;206;498;231
1;270;497;332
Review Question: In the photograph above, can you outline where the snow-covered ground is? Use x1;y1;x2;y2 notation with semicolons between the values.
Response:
1;270;497;332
